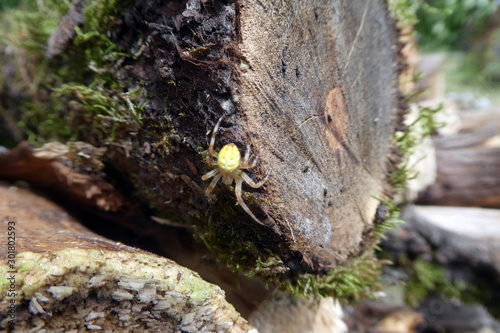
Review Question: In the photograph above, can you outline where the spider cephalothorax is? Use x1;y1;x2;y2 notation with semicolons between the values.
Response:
201;116;269;225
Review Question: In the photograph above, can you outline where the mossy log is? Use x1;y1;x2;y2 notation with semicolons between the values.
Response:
0;0;403;285
0;184;255;332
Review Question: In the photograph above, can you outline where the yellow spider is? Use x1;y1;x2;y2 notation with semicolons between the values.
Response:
202;116;269;225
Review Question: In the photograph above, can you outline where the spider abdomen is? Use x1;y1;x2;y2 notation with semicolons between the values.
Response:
217;143;241;173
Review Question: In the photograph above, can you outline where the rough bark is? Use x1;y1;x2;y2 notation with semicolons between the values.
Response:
0;0;401;276
0;184;255;332
0;141;136;213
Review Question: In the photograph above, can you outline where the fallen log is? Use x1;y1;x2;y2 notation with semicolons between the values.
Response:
0;184;255;332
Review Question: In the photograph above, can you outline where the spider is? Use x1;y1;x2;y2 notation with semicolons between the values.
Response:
201;116;269;226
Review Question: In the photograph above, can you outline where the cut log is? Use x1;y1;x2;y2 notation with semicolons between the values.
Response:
0;184;255;332
417;120;500;207
227;0;399;270
0;0;402;277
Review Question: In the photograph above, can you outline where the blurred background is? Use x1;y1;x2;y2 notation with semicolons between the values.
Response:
345;1;500;332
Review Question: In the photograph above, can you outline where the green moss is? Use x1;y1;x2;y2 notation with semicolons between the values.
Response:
400;255;500;317
390;103;443;189
193;215;286;279
283;252;386;301
385;0;419;27
0;0;143;145
405;260;463;307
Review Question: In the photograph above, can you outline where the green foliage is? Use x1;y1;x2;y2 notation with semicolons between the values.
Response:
386;0;500;88
0;0;70;52
0;0;22;11
385;0;419;27
415;0;498;50
415;1;500;88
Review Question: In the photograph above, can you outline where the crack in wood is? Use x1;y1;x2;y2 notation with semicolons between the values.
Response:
342;0;372;79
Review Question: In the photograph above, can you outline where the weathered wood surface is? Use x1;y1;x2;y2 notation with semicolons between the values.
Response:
0;142;135;212
417;110;500;208
418;145;500;207
231;0;398;267
0;185;255;332
0;0;401;275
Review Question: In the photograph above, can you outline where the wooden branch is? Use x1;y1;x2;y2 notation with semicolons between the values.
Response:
391;205;500;278
0;142;135;213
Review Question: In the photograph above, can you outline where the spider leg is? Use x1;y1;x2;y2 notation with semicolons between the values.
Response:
235;177;265;226
241;145;251;167
206;173;221;196
241;171;269;188
247;154;258;169
207;115;225;162
241;145;258;169
201;168;219;181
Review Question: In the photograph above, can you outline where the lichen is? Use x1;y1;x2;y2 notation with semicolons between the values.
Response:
0;249;256;331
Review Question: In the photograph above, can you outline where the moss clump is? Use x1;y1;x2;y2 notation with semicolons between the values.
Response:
390;103;443;189
0;0;143;146
194;216;287;279
282;252;386;301
405;260;463;307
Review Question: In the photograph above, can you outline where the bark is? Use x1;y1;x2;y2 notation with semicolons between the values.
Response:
0;184;255;332
0;141;136;213
0;0;402;276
